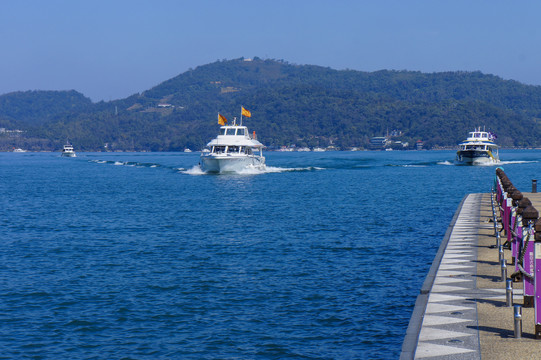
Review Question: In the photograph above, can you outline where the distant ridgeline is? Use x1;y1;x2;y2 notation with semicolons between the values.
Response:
1;58;541;151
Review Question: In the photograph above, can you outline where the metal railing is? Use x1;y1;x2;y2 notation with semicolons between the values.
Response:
493;168;541;339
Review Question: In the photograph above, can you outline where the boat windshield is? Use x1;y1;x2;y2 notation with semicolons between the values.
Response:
213;146;226;153
226;128;236;135
237;128;245;136
228;146;240;153
463;145;487;150
219;128;226;135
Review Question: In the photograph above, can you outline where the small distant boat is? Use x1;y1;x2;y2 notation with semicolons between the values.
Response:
312;147;325;152
13;148;26;152
184;148;192;153
61;142;77;157
200;108;265;173
456;127;499;165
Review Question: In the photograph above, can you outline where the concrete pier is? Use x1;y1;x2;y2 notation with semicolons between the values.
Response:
401;193;541;359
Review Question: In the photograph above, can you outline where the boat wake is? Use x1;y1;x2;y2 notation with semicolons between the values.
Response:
498;160;538;165
462;160;538;167
396;164;429;168
446;160;538;167
90;159;323;175
265;166;324;173
181;165;324;175
437;161;455;166
387;161;452;167
181;166;206;175
90;159;163;168
388;159;537;167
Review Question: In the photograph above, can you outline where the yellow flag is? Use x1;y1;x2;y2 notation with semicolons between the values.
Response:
241;106;251;118
218;113;227;125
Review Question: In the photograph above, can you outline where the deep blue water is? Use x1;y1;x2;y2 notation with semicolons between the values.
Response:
1;150;540;359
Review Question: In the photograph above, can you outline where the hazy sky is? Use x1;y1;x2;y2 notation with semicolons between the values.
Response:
1;0;540;102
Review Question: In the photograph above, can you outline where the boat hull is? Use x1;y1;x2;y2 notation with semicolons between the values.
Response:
200;155;265;173
456;150;498;165
61;152;77;157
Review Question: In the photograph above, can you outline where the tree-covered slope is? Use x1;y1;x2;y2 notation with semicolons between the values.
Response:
1;58;541;151
0;90;92;126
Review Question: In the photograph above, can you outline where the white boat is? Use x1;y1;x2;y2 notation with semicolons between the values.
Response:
200;111;265;173
61;142;77;157
184;148;192;153
13;148;26;152
456;127;499;165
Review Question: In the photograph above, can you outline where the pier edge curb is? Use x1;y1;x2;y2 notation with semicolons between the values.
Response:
400;194;468;360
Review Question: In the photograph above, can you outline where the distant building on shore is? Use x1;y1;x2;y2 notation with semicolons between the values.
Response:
369;136;389;150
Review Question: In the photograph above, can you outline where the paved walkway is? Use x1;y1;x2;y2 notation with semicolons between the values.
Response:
402;193;541;359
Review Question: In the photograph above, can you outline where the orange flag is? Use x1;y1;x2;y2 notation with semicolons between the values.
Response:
241;106;251;118
218;113;227;125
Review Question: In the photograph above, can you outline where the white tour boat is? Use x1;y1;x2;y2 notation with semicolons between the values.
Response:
456;127;499;165
200;109;265;173
61;142;77;157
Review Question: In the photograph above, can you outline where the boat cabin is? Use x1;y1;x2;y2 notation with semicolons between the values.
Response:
468;131;489;140
465;128;496;142
219;127;246;136
205;125;264;157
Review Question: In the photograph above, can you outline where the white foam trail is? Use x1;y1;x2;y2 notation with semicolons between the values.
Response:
438;161;454;166
498;160;538;165
181;165;205;175
113;161;124;166
236;166;267;175
182;164;322;175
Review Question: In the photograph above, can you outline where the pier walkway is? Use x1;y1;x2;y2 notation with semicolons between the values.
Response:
402;192;541;359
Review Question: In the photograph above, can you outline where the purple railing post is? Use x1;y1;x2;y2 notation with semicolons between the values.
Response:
515;221;523;278
514;197;531;274
507;193;515;245
534;218;541;338
522;206;538;307
510;191;523;265
496;168;506;204
503;189;513;237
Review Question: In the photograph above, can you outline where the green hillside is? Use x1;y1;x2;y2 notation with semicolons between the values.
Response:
1;58;541;151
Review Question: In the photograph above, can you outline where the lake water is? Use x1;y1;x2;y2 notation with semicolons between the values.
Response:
1;150;539;359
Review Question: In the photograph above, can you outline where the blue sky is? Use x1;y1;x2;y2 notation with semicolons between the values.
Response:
1;0;540;102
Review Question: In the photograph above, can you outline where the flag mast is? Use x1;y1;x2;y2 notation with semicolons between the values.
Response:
240;105;243;126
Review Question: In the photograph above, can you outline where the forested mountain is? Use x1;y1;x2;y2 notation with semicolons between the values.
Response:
2;58;541;151
0;90;92;126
